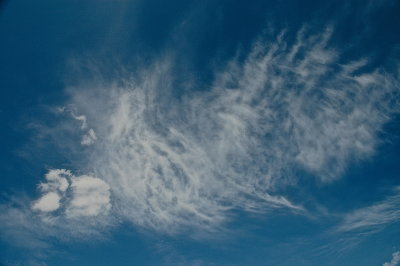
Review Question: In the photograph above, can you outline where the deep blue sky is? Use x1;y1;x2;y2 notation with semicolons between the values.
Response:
1;0;400;265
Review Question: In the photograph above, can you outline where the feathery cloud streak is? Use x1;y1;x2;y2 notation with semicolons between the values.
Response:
63;27;399;234
338;187;400;232
1;27;399;245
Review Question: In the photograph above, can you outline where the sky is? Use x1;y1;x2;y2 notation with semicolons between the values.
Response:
0;0;400;265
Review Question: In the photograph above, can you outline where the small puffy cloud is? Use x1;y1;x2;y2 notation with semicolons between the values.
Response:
32;192;61;212
81;128;97;146
383;251;400;266
39;169;70;192
32;169;70;213
66;175;111;218
32;170;111;219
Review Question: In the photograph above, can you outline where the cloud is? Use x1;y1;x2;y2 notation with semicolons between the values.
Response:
81;128;97;146
31;169;70;213
2;25;399;246
0;198;114;256
39;169;70;193
58;106;97;146
31;169;111;220
66;175;111;218
61;26;399;234
71;112;88;130
0;169;114;253
384;251;400;266
31;192;61;212
338;187;400;232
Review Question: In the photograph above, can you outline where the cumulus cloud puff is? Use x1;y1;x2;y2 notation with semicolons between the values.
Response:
63;27;399;234
31;169;111;219
66;175;111;218
39;168;70;193
32;192;61;212
0;170;112;252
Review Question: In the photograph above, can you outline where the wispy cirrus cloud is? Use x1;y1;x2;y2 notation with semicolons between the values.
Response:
62;26;398;235
58;106;98;146
1;25;399;247
337;187;400;233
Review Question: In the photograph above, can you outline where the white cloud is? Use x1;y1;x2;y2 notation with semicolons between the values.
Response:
59;106;97;146
384;251;400;266
70;110;88;130
32;170;111;220
62;27;399;234
0;196;114;252
338;187;400;232
66;175;111;218
32;192;61;212
39;169;70;193
81;128;97;146
32;169;70;213
3;26;399;244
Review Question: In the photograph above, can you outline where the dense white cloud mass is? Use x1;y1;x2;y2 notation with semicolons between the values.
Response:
66;175;111;217
39;169;70;193
32;192;61;212
383;251;400;266
31;169;111;220
63;28;399;234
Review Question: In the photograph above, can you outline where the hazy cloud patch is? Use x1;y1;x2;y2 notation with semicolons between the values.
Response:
384;251;400;266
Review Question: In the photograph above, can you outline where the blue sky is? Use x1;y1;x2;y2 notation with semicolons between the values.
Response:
1;0;400;265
